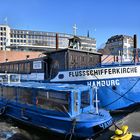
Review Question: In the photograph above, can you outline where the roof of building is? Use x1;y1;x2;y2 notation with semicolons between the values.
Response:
44;48;102;55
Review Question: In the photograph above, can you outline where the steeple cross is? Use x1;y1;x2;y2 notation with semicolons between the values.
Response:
73;24;78;35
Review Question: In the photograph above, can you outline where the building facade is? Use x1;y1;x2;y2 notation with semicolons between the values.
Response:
101;35;134;61
0;25;96;52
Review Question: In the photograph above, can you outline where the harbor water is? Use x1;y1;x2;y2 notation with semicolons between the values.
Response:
0;117;64;140
1;105;140;140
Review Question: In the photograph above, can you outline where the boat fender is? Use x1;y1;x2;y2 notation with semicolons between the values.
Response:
0;106;6;115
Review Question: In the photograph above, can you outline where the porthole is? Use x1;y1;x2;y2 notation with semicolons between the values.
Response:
58;74;64;79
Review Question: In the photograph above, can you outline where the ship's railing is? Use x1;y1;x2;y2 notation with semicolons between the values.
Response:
0;73;21;84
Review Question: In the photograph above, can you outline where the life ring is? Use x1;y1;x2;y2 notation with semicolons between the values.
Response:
0;106;6;115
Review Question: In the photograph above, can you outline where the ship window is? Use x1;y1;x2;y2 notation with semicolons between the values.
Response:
24;62;30;73
18;88;33;104
0;87;2;97
36;90;69;112
5;65;9;72
81;91;90;108
19;63;24;73
2;87;16;100
13;64;19;72
9;64;14;72
74;92;78;112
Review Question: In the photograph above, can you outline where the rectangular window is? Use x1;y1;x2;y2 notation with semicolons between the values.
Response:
24;62;30;73
13;64;19;72
5;65;9;72
19;63;24;73
74;92;78;112
18;88;33;104
9;64;14;72
36;90;69;112
0;87;2;97
81;91;90;108
3;87;16;100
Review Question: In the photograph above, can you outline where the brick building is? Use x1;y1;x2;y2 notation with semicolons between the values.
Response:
0;50;41;63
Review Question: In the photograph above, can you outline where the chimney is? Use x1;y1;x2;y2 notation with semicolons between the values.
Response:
134;34;137;49
133;34;137;63
56;33;59;50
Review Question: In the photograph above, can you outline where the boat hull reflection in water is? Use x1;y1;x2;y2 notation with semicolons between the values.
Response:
0;82;112;138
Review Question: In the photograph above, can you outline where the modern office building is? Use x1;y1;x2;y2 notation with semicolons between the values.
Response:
100;35;134;61
0;24;96;52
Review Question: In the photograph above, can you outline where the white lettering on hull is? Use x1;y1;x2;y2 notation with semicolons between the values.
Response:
87;79;120;87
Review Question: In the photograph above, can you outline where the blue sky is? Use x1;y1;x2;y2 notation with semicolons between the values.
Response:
0;0;140;49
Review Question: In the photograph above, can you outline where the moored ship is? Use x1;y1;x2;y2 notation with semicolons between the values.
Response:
0;35;140;111
0;74;112;138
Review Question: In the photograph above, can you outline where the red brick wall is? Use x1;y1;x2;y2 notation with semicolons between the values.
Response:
0;51;42;63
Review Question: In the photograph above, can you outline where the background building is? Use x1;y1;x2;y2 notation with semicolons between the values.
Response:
0;24;96;52
0;50;41;62
98;35;134;62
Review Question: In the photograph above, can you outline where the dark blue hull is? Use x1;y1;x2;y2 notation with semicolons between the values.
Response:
0;101;112;138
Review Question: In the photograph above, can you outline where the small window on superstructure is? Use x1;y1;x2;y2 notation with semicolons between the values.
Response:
36;90;69;113
18;88;33;105
81;91;90;108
